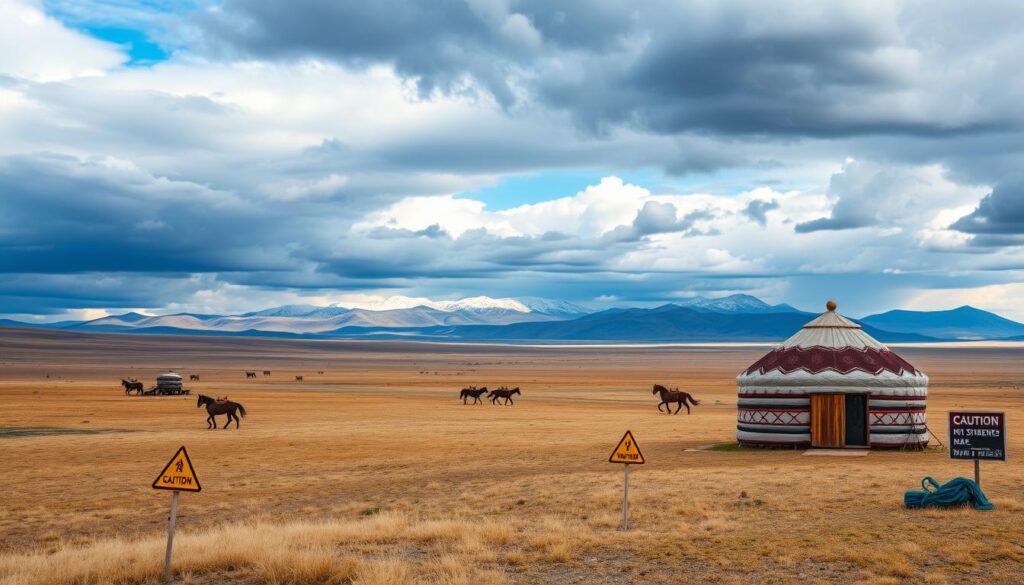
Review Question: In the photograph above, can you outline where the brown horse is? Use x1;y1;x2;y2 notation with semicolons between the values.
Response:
263;370;271;376
460;386;488;404
652;384;700;414
197;394;247;429
295;375;303;382
190;374;200;382
121;378;143;395
489;387;520;405
245;371;256;379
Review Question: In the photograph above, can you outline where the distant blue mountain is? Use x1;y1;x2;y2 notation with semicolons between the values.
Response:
323;306;935;343
674;294;804;314
860;306;1024;340
5;296;1022;343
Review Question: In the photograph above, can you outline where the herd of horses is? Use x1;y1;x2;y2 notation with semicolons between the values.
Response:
458;384;699;412
459;386;522;405
122;370;700;427
244;371;317;381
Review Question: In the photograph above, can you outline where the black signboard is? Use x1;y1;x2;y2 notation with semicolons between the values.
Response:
949;411;1006;461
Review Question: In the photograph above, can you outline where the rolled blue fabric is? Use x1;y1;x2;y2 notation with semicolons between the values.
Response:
904;476;994;510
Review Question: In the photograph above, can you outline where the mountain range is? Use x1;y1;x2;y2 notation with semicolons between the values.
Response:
2;294;1023;343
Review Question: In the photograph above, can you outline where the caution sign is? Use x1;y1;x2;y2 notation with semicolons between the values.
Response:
609;430;645;464
949;411;1006;461
152;446;202;492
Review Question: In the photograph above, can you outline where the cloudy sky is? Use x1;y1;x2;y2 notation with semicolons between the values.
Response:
3;0;1024;321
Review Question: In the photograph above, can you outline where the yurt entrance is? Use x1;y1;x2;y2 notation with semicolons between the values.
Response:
810;393;869;448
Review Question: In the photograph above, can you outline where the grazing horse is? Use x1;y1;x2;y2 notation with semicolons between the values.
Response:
245;371;256;379
263;370;271;376
197;394;247;429
190;374;200;382
489;387;521;405
652;384;700;414
295;375;303;382
121;378;144;395
460;386;488;404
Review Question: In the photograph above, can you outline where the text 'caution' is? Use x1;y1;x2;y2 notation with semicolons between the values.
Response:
152;446;202;492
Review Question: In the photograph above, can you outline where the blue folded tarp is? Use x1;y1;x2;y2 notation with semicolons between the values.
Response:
904;476;994;510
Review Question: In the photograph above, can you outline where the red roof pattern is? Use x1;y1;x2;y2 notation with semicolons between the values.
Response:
744;346;920;376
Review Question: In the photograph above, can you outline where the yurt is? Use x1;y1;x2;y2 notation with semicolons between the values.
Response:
155;372;183;394
736;301;928;448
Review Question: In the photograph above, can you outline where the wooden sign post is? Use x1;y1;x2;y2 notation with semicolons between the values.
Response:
608;430;645;530
949;412;1006;487
152;447;202;582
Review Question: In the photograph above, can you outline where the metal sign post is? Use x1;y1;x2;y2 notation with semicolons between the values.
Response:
163;491;179;582
609;430;644;531
622;463;630;530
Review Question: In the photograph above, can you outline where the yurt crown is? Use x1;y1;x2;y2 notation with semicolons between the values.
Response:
826;299;837;312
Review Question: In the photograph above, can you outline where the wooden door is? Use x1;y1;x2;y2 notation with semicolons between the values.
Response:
810;394;845;448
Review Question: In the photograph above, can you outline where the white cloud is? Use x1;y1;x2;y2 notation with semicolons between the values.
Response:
0;0;125;81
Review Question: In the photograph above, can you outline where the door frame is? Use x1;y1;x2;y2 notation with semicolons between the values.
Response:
842;392;871;449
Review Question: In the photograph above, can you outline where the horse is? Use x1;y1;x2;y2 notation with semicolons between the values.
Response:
190;374;200;382
489;387;520;405
317;371;324;375
295;375;303;382
652;384;700;414
121;378;144;395
197;394;247;429
245;371;256;379
263;370;271;376
460;386;488;404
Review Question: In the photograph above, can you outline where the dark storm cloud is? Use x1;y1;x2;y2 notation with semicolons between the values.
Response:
0;154;291;274
604;202;716;242
195;1;1021;138
742;199;779;226
951;179;1024;240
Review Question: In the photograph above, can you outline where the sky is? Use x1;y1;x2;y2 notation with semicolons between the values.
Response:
2;0;1024;321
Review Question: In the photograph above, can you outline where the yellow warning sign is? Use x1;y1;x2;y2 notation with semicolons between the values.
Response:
609;430;644;464
152;446;201;492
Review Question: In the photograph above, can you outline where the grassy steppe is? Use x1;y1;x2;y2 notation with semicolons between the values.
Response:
2;328;1023;584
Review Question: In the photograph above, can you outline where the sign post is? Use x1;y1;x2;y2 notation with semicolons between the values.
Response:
608;430;644;530
152;446;202;582
948;411;1006;487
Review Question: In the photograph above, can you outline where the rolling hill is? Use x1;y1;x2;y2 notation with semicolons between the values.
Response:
324;305;935;343
4;296;1022;343
860;306;1024;340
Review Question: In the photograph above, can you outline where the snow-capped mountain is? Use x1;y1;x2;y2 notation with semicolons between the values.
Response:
59;296;588;335
674;294;802;314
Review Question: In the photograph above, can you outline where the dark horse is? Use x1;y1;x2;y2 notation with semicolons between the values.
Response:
197;394;247;429
121;378;143;395
652;384;700;414
245;371;256;379
489;387;520;405
460;386;488;404
190;374;200;382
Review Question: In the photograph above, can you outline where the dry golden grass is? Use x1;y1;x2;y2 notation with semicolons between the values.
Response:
2;328;1024;583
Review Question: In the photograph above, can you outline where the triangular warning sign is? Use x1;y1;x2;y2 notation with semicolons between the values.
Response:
609;430;644;464
152;446;201;492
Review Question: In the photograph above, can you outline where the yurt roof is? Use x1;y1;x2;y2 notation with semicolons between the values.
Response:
157;372;182;380
741;301;921;378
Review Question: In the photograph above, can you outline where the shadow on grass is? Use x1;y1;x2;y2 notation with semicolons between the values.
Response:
0;427;140;438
